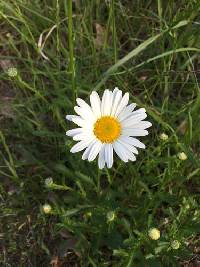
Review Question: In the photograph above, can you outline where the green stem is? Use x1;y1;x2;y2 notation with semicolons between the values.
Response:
67;0;76;103
111;0;117;62
97;167;101;193
56;0;60;56
157;0;162;27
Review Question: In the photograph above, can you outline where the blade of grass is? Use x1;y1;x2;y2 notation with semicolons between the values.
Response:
111;0;117;62
0;131;19;182
131;47;200;71
94;20;189;91
67;0;77;103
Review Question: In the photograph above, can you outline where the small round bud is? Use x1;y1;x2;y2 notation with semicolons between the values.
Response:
107;211;116;222
45;177;53;187
85;212;92;218
178;152;187;161
6;32;11;38
171;240;180;250
159;133;168;141
7;67;18;77
42;204;52;214
148;228;160;240
185;204;190;210
8;190;14;196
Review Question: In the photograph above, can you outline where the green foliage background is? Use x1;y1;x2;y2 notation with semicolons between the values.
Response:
0;0;200;266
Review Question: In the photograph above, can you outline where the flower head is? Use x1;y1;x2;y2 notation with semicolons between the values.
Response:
42;204;52;214
148;228;160;240
7;67;18;77
66;88;151;169
171;240;180;250
178;152;187;161
45;177;53;187
6;32;11;38
159;132;168;141
107;211;116;222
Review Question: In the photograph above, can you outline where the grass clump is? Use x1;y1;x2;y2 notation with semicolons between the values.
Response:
0;0;200;266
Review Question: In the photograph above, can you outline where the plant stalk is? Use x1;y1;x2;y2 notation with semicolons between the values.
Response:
67;0;76;103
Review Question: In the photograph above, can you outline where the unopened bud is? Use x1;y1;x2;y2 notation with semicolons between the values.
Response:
148;228;160;240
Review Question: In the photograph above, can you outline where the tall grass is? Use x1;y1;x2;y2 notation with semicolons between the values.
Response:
67;0;77;103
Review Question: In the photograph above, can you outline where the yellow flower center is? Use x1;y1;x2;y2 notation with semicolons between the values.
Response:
93;116;121;143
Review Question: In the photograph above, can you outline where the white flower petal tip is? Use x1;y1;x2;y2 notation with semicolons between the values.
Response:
145;121;152;128
66;115;75;121
66;88;151;168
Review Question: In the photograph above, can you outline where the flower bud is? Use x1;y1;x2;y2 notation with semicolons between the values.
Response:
42;204;52;214
7;67;18;77
148;228;160;240
159;133;168;141
107;211;116;222
45;177;53;187
178;152;187;161
171;240;180;250
84;212;92;219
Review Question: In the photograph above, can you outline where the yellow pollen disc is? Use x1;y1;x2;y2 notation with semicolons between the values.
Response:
93;116;121;143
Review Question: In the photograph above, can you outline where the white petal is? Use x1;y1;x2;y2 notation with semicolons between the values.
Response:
112;87;121;101
90;91;101;118
105;144;113;168
131;108;146;115
101;90;107;115
76;97;90;109
73;134;86;141
117;103;136;121
129;121;152;129
101;89;111;115
113;141;128;162
105;90;112;115
113;87;120;95
88;141;102;162
118;138;138;154
120;136;145;149
129;108;146;115
120;108;147;124
66;115;79;121
70;140;92;153
126;150;136;161
108;90;114;115
122;128;149;136
117;141;136;161
114;92;129;117
121;113;147;127
82;140;96;160
74;106;95;122
73;133;94;141
76;98;95;117
128;144;138;155
111;89;122;116
66;128;83;137
98;144;106;169
72;117;92;128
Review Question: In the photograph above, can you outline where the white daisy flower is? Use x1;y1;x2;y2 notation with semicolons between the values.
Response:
66;88;152;169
